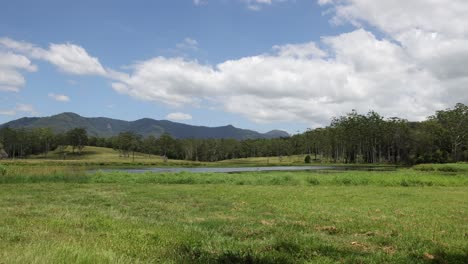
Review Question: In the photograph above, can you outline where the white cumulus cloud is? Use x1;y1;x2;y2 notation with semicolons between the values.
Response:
0;38;107;76
109;0;468;126
0;103;37;116
319;0;468;112
43;43;107;75
319;0;468;38
0;52;37;92
2;0;468;127
110;28;451;125
166;112;193;121
48;93;70;102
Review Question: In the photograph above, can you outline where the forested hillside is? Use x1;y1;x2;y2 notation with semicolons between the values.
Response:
0;103;466;164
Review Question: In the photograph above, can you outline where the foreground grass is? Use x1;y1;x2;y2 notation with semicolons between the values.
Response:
0;183;466;263
1;164;467;187
0;164;467;263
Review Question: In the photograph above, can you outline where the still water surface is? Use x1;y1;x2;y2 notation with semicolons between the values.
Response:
99;166;395;174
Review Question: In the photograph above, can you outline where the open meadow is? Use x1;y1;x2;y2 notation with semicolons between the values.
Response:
0;152;467;263
1;1;467;263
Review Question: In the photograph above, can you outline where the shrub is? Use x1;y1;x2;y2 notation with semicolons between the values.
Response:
304;155;311;164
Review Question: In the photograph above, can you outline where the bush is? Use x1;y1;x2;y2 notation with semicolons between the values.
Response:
304;155;311;164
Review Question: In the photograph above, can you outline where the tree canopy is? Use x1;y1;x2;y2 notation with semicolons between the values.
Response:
1;103;467;164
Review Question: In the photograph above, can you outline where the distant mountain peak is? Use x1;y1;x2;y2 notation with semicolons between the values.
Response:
56;112;81;117
0;112;289;140
135;117;155;122
264;130;290;138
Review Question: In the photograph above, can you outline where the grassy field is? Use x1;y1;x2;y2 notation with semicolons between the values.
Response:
21;146;203;167
0;163;467;263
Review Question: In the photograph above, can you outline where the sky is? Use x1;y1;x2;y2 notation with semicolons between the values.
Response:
0;0;467;134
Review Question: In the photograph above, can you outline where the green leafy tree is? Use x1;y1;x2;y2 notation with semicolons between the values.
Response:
158;133;174;157
116;132;135;158
431;103;468;161
67;128;88;154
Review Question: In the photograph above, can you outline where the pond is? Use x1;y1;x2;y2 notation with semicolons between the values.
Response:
97;166;396;174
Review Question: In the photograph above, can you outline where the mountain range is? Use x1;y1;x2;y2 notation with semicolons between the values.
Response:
0;112;289;140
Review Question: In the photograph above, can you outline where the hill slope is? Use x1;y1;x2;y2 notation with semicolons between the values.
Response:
0;112;289;139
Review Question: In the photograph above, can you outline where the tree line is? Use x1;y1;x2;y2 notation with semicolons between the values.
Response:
0;103;466;164
0;127;88;159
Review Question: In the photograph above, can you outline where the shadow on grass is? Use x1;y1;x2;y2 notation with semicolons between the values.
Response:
174;239;373;264
0;174;91;184
408;247;468;264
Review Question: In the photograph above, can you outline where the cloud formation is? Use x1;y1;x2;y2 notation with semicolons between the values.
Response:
319;0;468;111
1;0;467;127
109;28;448;125
0;52;37;92
242;0;288;10
110;0;468;126
48;93;70;102
194;0;288;10
176;38;199;51
319;0;468;37
44;44;107;75
166;112;193;121
0;38;106;76
0;103;37;116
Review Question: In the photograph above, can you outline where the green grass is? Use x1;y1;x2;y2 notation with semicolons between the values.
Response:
413;163;468;172
32;146;180;164
0;184;466;263
1;168;467;187
0;165;467;263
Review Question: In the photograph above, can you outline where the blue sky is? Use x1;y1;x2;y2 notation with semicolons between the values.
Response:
1;0;466;134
